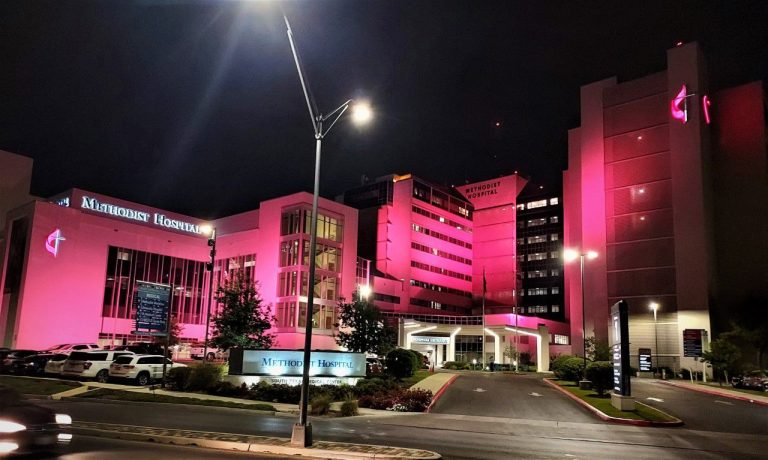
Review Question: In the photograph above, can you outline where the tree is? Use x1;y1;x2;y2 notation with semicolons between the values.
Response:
210;271;275;351
585;337;611;361
334;294;395;355
386;348;415;380
503;345;520;364
585;361;613;396
727;294;768;369
154;315;183;347
701;337;741;385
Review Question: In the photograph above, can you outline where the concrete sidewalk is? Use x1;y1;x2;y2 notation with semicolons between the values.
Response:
72;420;441;459
409;371;457;394
659;379;768;406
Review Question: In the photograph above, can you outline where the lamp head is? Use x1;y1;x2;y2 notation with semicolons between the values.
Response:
200;224;213;236
649;301;659;312
586;250;598;260
359;284;372;300
351;101;373;125
563;248;579;263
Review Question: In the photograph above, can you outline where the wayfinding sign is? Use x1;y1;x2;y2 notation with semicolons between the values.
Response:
609;300;631;396
411;336;450;345
134;281;171;333
638;348;652;372
683;329;704;357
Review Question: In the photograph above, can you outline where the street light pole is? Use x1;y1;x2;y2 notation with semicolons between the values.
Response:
564;249;597;384
650;302;660;376
203;227;217;362
284;15;371;448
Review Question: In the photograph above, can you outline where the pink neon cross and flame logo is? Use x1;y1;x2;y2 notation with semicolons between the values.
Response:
671;84;688;123
702;95;712;124
45;229;66;257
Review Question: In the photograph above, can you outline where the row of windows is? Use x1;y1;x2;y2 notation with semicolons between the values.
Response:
518;234;559;245
411;261;472;282
280;239;342;271
527;304;561;314
412;180;473;219
412;224;473;249
274;301;335;330
410;298;445;310
519;216;559;228
374;293;401;304
525;287;560;296
277;271;339;300
280;209;343;242
411;205;472;233
411;242;472;266
522;251;560;261
516;198;559;211
526;269;561;278
410;279;472;298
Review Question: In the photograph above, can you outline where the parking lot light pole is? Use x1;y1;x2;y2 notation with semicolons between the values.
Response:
284;15;371;448
564;249;598;380
650;302;660;376
202;225;217;362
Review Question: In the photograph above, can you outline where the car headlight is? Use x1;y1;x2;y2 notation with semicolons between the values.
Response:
55;414;72;425
0;420;26;433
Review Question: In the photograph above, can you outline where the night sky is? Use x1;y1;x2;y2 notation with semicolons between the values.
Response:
1;1;766;219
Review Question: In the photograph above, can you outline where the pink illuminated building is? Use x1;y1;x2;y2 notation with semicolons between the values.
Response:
0;185;358;351
564;42;767;374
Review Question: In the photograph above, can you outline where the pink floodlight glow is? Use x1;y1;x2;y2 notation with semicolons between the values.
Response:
702;95;712;124
45;229;65;257
671;84;688;123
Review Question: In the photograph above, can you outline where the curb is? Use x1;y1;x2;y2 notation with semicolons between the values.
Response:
658;380;768;407
71;424;442;459
62;396;278;415
425;374;459;413
542;378;683;427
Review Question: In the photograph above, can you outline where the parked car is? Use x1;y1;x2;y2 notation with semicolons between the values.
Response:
732;370;768;391
45;344;100;354
108;355;187;386
113;342;169;357
60;350;134;382
8;354;55;376
0;385;72;455
1;350;39;374
43;354;70;376
189;343;226;361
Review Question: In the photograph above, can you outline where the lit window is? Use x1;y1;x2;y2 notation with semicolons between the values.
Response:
550;251;559;259
551;287;560;294
550;233;559;241
516;204;525;211
551;269;560;277
527;270;547;278
551;305;560;313
528;252;547;261
527;288;548;296
549;198;559;205
554;334;568;344
550;216;559;224
527;218;547;227
517;238;525;245
527;235;547;244
526;200;547;209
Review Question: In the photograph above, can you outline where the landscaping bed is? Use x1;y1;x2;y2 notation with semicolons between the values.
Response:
697;382;767;397
0;375;80;395
552;380;678;422
78;388;276;412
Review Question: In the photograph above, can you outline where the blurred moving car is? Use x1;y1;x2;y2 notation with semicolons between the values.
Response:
43;354;70;376
60;350;134;382
109;355;187;385
8;354;55;376
0;385;72;455
732;370;768;391
366;357;384;375
44;344;100;354
0;351;39;374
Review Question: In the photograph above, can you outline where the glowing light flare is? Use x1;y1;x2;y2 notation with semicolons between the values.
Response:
586;251;598;260
563;249;579;263
702;95;712;124
351;102;373;125
649;302;660;313
0;442;18;454
671;84;688;123
0;420;25;433
359;284;372;299
55;414;72;425
200;224;213;236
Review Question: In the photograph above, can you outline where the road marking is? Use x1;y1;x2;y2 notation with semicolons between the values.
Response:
646;397;664;402
473;388;487;392
714;400;733;405
529;392;542;397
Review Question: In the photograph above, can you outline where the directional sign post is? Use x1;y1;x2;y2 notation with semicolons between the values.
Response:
683;329;704;357
133;281;172;334
638;348;652;372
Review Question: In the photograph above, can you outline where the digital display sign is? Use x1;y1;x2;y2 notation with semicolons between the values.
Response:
134;281;171;333
638;348;652;372
610;300;631;396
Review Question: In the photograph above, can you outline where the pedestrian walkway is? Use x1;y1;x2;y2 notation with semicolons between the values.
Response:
660;380;768;405
410;371;457;394
72;420;441;459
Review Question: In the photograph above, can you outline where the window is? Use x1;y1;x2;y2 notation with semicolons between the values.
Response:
276;302;297;327
551;287;560;294
411;223;472;249
550;216;559;224
527;270;547;278
411;261;472;281
527;288;548;296
550;233;559;241
528;252;547;261
410;279;472;298
411;242;472;265
303;241;341;271
551;305;561;313
554;334;569;345
280;240;300;267
516;204;525;211
411;206;472;233
517;238;525;245
527;235;547;244
281;209;303;235
550;251;560;259
278;271;300;297
549;198;559;206
517;255;525;261
551;269;560;277
526;199;547;209
528;305;547;313
527;218;547;227
518;221;525;229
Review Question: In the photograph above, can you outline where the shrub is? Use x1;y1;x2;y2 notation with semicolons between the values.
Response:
396;388;433;412
519;352;533;366
186;364;222;391
551;354;575;374
248;382;302;403
442;361;457;370
386;348;415;380
353;377;400;397
309;395;332;415
556;357;585;384
357;392;399;410
585;361;613;396
166;367;193;391
340;399;359;417
207;381;249;398
408;349;427;370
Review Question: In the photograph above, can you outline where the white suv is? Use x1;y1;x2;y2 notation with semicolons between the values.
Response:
61;350;134;382
46;343;100;354
109;354;187;386
43;353;70;375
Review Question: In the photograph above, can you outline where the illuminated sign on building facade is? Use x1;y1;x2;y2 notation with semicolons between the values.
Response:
229;349;366;381
45;229;65;257
79;194;206;235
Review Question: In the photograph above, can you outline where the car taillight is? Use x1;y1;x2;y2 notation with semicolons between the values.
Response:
83;362;92;369
125;365;135;369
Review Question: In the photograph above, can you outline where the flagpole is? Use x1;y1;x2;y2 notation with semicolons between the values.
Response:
515;306;519;373
482;267;486;371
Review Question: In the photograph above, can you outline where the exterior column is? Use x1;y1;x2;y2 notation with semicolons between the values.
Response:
537;325;550;372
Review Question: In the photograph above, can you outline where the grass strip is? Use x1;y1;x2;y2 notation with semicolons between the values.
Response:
698;382;767;397
400;369;431;388
0;375;80;395
79;388;276;412
554;380;677;422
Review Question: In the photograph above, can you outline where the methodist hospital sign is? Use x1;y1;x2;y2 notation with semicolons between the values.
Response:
228;349;366;386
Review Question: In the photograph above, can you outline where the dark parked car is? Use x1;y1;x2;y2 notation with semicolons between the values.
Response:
0;350;39;374
113;343;169;357
9;354;55;376
0;385;72;455
732;370;768;391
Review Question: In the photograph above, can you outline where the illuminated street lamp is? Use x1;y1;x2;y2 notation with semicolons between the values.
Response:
359;284;372;300
564;249;598;377
201;224;217;363
650;301;660;376
284;15;372;447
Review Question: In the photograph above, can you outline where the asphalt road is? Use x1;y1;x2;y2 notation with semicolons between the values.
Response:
19;435;292;459
34;380;768;460
631;378;768;435
430;372;597;422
